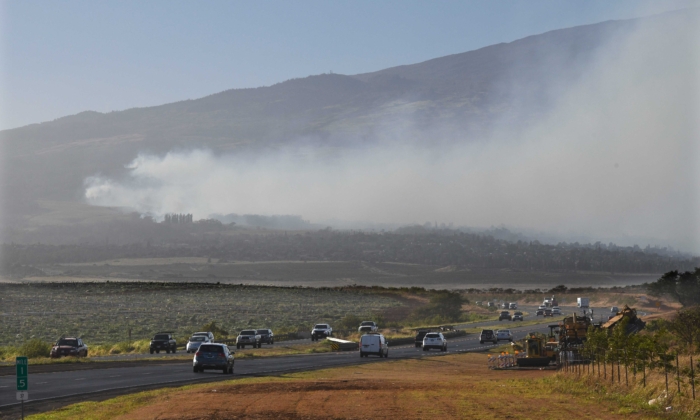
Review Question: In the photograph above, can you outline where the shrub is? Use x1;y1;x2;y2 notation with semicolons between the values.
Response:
19;339;51;358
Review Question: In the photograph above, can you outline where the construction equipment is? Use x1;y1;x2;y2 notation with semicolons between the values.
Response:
601;305;645;334
516;332;556;367
558;312;593;349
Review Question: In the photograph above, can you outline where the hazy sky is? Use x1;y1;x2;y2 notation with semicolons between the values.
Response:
1;0;697;130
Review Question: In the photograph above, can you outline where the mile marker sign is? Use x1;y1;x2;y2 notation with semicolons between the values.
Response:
16;356;28;400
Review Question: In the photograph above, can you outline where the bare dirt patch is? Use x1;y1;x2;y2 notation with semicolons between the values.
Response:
108;354;641;420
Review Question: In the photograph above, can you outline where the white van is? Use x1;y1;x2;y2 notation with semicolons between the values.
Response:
360;333;389;358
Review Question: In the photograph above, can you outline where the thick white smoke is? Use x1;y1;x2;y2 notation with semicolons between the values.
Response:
85;12;700;252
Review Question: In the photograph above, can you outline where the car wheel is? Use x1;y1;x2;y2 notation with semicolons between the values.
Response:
193;366;198;373
84;350;88;357
385;351;389;358
173;347;176;353
166;349;170;354
229;366;234;374
150;349;154;354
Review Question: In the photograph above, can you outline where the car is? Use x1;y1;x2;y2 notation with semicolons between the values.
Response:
256;329;274;345
538;305;547;310
552;307;561;315
422;332;447;352
311;324;332;341
544;308;553;317
499;311;512;321
360;333;389;358
509;302;518;309
415;330;430;348
186;335;211;353
150;332;177;354
193;343;234;374
358;321;378;333
487;302;495;307
236;330;261;348
536;309;544;316
501;303;509;309
50;337;88;358
512;311;524;321
611;306;619;314
479;329;497;345
192;331;215;342
496;329;513;342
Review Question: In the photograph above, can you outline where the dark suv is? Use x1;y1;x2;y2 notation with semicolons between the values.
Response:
256;329;274;345
50;337;88;358
499;311;512;321
150;333;177;354
193;343;234;374
415;330;430;348
479;329;497;345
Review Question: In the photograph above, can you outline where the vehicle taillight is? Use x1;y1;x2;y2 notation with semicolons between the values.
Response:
195;351;201;357
219;352;225;358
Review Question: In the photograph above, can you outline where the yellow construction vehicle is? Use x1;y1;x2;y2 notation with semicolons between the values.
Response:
516;332;556;367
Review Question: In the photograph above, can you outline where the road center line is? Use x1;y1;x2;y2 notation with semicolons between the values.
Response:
75;378;86;381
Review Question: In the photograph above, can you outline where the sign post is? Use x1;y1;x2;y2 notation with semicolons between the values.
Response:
16;356;28;419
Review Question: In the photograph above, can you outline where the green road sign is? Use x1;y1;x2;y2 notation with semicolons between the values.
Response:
16;356;28;391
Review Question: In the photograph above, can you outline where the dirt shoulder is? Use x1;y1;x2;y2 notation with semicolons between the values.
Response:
29;353;650;420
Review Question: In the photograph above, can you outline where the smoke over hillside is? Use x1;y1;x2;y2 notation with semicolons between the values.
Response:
84;12;700;252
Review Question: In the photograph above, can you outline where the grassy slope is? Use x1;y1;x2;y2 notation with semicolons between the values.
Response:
28;353;679;420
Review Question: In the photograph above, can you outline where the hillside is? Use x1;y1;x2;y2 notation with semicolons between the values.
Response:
0;9;696;231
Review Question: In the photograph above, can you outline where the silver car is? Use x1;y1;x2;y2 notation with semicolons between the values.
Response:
186;335;210;353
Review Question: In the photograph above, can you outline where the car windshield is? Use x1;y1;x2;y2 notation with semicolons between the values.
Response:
515;312;523;315
190;336;206;342
154;334;169;340
199;345;223;353
361;321;374;326
240;330;256;335
498;330;510;334
425;333;439;338
193;332;209;337
314;325;328;329
57;339;78;346
482;330;493;334
256;329;268;334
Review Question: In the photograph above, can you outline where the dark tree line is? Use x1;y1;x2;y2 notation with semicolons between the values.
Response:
2;230;697;276
648;268;700;307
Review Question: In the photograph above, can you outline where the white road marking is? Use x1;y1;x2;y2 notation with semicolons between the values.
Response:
0;386;8;388
75;378;86;381
36;382;48;384
109;375;121;378
143;372;153;375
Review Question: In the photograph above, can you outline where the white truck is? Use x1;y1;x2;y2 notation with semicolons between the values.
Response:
577;297;590;309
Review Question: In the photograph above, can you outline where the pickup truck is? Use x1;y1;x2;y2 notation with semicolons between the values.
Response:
512;311;524;321
358;321;378;333
150;333;177;354
311;324;332;341
236;330;261;349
